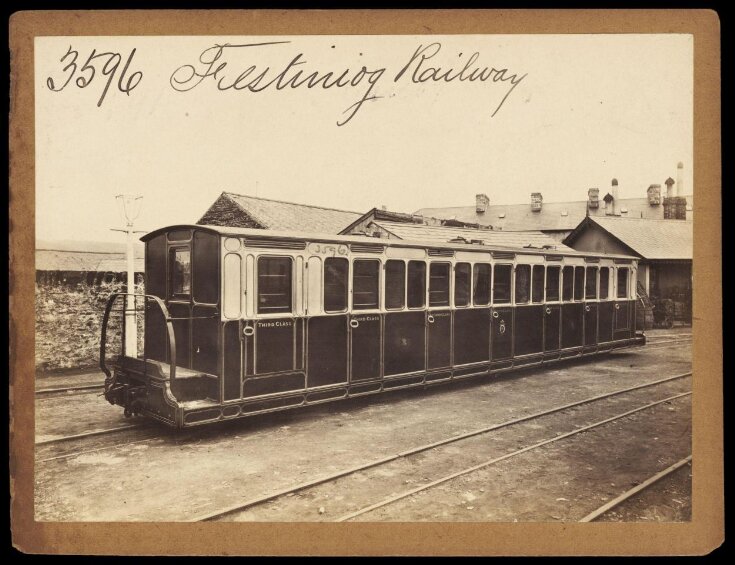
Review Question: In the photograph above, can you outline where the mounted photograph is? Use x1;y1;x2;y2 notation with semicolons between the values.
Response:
31;32;696;524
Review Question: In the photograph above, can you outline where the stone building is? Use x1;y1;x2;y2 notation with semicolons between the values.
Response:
198;191;361;234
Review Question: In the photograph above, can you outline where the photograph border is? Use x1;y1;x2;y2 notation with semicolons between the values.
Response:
9;9;722;555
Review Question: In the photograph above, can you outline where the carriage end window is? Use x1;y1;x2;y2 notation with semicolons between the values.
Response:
617;267;629;298
353;260;380;310
407;261;426;309
546;265;560;302
532;265;544;303
170;248;191;297
562;266;574;302
385;260;406;310
257;256;292;314
574;266;585;301
494;264;512;304
600;267;610;299
324;257;348;312
454;263;471;307
585;266;598;299
473;263;491;305
515;264;531;304
429;263;450;307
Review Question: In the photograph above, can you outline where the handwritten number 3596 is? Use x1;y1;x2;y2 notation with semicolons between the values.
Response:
47;46;143;107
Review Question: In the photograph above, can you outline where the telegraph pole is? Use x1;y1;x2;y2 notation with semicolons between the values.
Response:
112;195;143;358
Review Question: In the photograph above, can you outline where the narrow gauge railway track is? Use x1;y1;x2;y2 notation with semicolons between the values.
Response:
334;392;690;522
35;423;149;447
192;371;692;522
36;384;103;398
579;456;692;522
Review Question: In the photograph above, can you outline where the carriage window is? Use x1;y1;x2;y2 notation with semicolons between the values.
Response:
170;248;191;297
617;267;629;299
532;265;544;303
562;266;574;302
546;266;560;301
473;263;491;305
353;260;380;310
257;256;292;314
324;257;348;312
407;261;426;309
515;264;531;304
585;267;598;299
600;268;610;299
494;264;512;304
429;263;450;307
385;260;406;310
574;267;585;301
454;263;471;307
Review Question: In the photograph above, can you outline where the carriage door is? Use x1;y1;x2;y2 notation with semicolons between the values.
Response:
491;264;513;361
613;266;632;340
544;265;562;353
583;265;599;350
598;267;614;343
427;262;452;369
513;264;544;357
384;260;426;376
349;259;381;382
308;257;349;388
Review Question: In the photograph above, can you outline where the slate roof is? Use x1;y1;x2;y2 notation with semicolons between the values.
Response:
371;221;573;251
564;217;693;260
36;240;144;272
415;195;694;232
216;192;362;233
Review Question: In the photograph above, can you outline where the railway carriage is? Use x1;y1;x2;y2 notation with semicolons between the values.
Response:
100;224;645;428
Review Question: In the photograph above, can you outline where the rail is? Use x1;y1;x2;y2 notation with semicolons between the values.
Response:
99;293;177;386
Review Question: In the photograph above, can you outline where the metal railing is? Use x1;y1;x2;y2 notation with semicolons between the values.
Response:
99;293;178;384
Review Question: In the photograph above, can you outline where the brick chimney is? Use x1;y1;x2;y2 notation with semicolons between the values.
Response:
647;184;661;206
663;164;687;220
587;188;599;209
476;193;490;214
530;192;543;212
665;177;675;198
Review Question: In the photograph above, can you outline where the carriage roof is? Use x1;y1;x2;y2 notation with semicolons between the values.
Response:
141;224;639;262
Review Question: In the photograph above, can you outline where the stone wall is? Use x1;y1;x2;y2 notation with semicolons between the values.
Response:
35;278;145;372
197;193;263;228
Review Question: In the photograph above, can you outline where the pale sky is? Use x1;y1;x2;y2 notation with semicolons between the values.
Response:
35;34;693;243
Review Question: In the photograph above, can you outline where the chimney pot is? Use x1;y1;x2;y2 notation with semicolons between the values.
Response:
530;192;543;212
475;193;490;214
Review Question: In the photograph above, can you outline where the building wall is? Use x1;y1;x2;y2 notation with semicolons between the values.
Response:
651;262;692;298
197;194;264;228
564;223;635;256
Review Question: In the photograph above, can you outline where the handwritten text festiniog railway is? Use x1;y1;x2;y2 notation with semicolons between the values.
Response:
45;40;528;126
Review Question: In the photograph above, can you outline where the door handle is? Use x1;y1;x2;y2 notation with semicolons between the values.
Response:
350;319;359;329
545;307;552;315
615;304;620;310
427;314;435;324
243;325;255;337
492;311;499;319
585;305;591;312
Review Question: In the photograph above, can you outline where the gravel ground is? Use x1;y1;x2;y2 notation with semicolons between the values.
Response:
34;335;691;522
